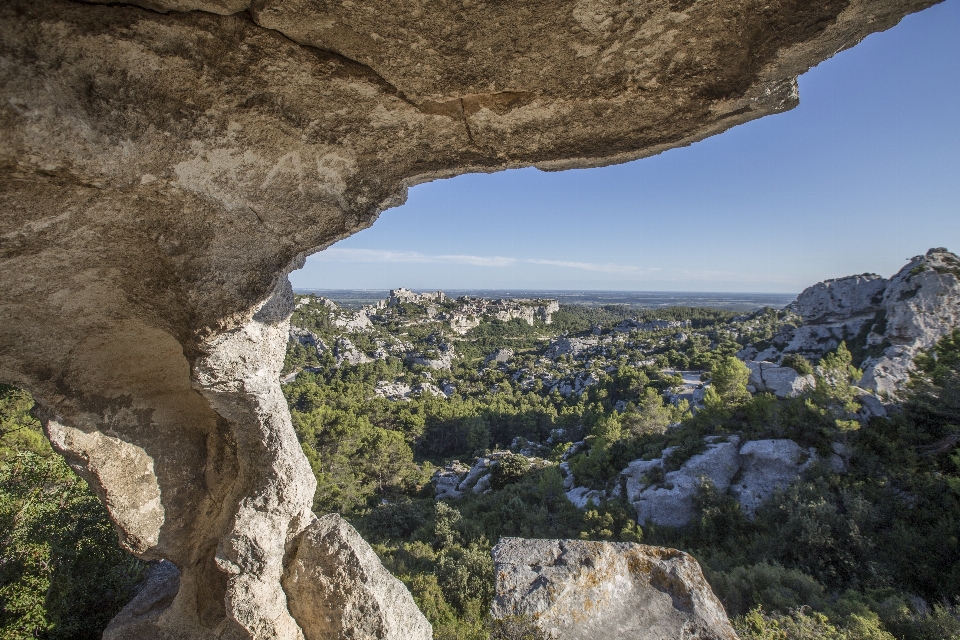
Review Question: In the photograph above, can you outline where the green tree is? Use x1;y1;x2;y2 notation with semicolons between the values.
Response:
707;356;752;407
811;342;863;436
490;454;531;490
0;386;145;639
622;388;673;436
782;354;814;376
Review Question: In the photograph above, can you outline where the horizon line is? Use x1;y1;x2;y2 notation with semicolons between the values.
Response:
292;288;800;296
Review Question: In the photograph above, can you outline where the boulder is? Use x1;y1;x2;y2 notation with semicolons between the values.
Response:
282;515;432;640
104;562;181;639
746;361;815;397
458;457;493;492
491;537;738;640
632;440;740;528
730;440;816;517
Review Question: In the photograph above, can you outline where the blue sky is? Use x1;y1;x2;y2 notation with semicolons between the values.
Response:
291;0;960;293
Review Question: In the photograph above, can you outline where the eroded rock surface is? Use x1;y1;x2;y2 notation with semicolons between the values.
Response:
0;0;941;636
614;437;815;527
745;361;815;398
631;438;741;528
282;515;432;640
491;537;738;640
752;249;960;397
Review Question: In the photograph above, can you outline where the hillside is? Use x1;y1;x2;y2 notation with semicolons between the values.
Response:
276;248;960;639
1;249;959;639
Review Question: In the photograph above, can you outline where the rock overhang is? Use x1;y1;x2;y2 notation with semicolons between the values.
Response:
0;0;947;637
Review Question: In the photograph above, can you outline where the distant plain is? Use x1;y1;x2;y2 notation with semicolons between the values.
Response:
293;289;797;311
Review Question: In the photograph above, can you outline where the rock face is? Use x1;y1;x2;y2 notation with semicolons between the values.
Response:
754;249;960;397
630;439;741;528
491;537;738;640
745;361;815;397
616;437;815;527
793;275;889;323
282;515;432;640
0;0;940;636
730;440;816;516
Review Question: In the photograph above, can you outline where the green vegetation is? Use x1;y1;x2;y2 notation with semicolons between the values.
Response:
275;295;960;640
0;385;145;639
3;286;960;640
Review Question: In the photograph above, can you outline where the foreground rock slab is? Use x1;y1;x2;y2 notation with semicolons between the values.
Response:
491;537;738;640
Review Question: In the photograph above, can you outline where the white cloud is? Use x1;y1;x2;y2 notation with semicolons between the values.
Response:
308;248;659;275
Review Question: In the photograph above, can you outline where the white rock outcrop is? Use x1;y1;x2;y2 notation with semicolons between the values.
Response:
631;439;741;528
730;439;816;516
793;274;888;323
335;337;373;366
745;361;815;397
602;437;819;527
282;515;432;640
491;537;738;640
752;249;960;398
485;348;514;365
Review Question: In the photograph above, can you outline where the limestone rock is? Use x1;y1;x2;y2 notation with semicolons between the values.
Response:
748;249;960;398
545;337;599;359
793;274;888;324
0;0;942;636
491;537;738;640
616;436;817;527
336;337;373;366
104;562;182;640
730;439;816;517
565;486;604;509
860;249;960;396
282;515;432;640
484;348;514;365
433;461;470;499
374;381;413;401
855;389;888;420
333;311;374;332
407;342;456;370
632;439;740;528
745;361;815;397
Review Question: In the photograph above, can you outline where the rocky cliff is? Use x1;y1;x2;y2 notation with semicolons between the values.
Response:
0;0;942;637
744;249;960;397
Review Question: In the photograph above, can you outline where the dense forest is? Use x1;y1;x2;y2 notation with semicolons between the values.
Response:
2;303;960;639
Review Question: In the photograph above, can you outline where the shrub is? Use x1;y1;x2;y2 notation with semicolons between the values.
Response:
782;354;814;376
709;563;827;617
435;543;495;613
490;454;531;490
